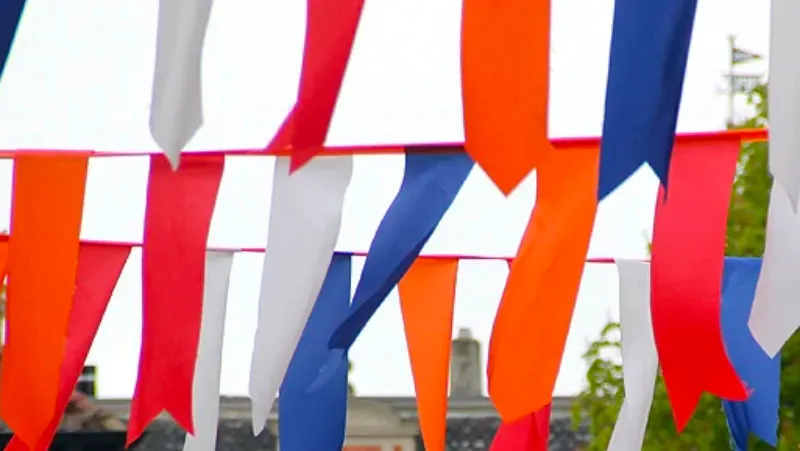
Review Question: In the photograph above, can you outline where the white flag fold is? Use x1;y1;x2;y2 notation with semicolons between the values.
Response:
768;0;800;210
183;251;235;451
249;156;354;434
150;0;214;169
749;182;800;357
608;260;659;451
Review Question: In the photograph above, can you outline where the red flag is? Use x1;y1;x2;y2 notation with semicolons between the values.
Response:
651;138;747;430
128;155;224;444
289;0;365;171
490;404;552;451
6;243;131;451
1;153;88;447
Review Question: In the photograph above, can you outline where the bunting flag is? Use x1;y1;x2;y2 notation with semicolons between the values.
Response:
279;254;351;451
149;0;215;169
289;0;365;171
598;0;698;199
310;151;473;390
768;0;800;211
488;146;598;422
397;258;458;451
0;153;89;447
608;259;658;451
749;181;800;356
6;243;131;451
249;155;353;435
128;155;225;444
182;251;234;451
460;0;552;195
650;138;746;430
489;405;552;451
0;0;25;82
721;258;780;450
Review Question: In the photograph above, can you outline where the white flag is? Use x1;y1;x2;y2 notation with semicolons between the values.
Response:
149;0;214;169
768;0;800;211
183;251;234;451
749;182;800;357
249;156;353;434
608;260;659;451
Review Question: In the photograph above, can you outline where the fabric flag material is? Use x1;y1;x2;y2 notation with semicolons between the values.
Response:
128;155;225;444
289;0;365;171
768;0;800;211
488;146;598;422
749;181;800;356
249;155;353;435
397;258;458;451
182;251;234;451
598;0;698;199
721;257;779;450
460;0;552;195
311;151;473;390
0;0;25;82
279;254;351;451
489;405;552;451
1;153;88;447
6;243;131;451
608;260;658;451
650;139;746;430
149;0;215;169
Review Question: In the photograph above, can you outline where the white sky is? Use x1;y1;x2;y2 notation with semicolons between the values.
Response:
0;0;770;399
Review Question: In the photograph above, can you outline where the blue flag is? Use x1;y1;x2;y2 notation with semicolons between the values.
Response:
279;254;351;451
0;0;26;80
598;0;698;199
309;150;473;391
721;257;780;450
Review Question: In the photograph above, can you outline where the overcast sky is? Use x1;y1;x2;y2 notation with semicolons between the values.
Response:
0;0;770;399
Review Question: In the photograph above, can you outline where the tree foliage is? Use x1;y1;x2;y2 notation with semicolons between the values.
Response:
572;84;800;449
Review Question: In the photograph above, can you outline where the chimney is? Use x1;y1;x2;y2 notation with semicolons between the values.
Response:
450;328;482;398
77;365;97;397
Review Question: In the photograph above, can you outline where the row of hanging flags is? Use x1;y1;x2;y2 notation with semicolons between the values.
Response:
0;0;798;451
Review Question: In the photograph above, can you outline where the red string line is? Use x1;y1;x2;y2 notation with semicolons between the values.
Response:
0;128;762;262
0;128;768;158
0;234;619;264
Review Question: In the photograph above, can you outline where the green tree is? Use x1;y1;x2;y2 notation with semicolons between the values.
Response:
572;84;800;449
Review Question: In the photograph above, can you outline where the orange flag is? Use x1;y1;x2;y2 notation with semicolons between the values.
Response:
398;258;458;451
461;0;553;195
0;152;88;446
488;147;598;421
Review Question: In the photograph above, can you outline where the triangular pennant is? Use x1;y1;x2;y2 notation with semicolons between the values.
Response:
650;139;747;429
488;147;598;421
490;405;552;451
398;258;458;451
310;151;472;390
289;0;365;171
249;156;353;435
182;251;235;451
6;243;131;451
149;0;215;169
1;152;89;447
279;254;351;451
128;155;225;444
598;0;698;198
460;0;552;195
608;259;658;451
0;0;26;83
721;257;779;450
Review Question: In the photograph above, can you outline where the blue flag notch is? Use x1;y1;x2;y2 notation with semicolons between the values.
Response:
598;0;699;199
0;0;26;81
279;254;351;451
308;149;474;391
720;257;780;450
